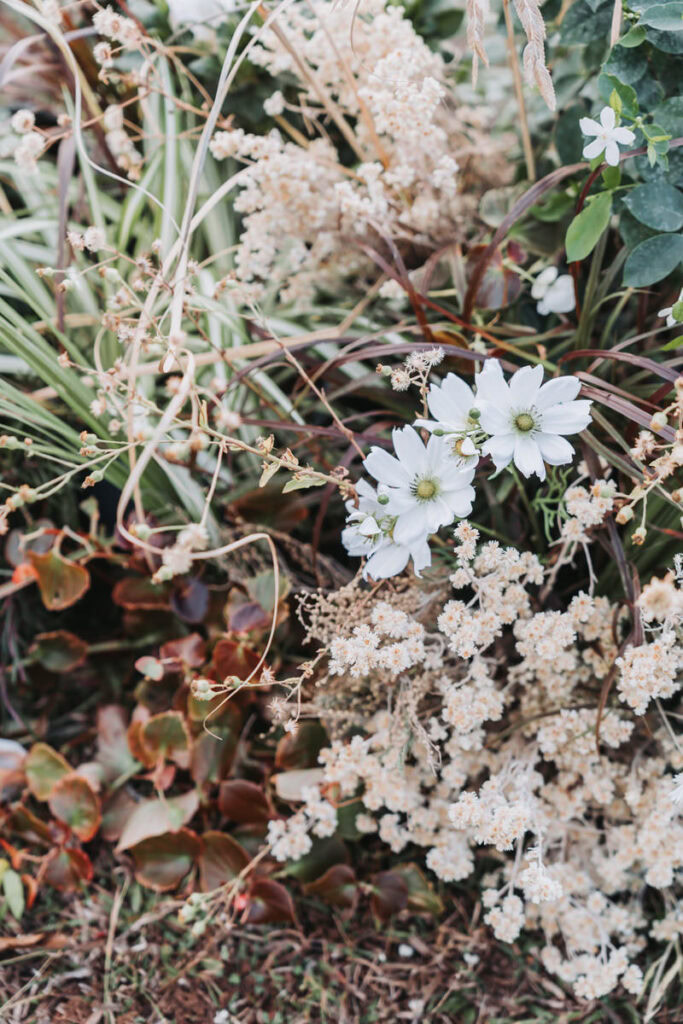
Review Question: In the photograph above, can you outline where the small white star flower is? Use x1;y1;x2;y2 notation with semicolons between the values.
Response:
341;478;431;580
477;360;592;481
414;372;482;467
364;426;475;545
579;106;635;167
531;267;575;316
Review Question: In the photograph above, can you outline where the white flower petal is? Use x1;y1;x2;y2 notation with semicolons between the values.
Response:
583;138;606;161
482;433;515;467
600;106;616;131
392;425;426;467
364;543;410;580
442;486;475;518
535;376;581;410
508;363;544;405
429;374;475;423
513;436;546;480
531;267;558;299
535;432;575;465
540;400;592;435
614;126;635;146
478;405;512;435
579;117;601;137
604;140;620;166
364;447;410;487
393;505;429;545
410;538;432;576
542;276;575;314
475;359;508;407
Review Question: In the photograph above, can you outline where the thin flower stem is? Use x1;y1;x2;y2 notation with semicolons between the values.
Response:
502;0;536;181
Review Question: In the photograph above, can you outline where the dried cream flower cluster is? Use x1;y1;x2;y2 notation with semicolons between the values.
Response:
270;528;683;1001
209;0;508;305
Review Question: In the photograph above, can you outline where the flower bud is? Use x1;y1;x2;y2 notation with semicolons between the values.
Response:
631;526;646;545
616;505;634;524
650;411;668;431
377;493;389;505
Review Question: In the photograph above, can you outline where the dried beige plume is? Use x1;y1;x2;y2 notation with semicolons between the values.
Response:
466;0;490;86
513;0;556;110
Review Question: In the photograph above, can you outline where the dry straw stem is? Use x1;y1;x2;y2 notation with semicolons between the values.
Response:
466;0;490;85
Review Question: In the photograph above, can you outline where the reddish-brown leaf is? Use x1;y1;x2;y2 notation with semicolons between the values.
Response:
116;790;199;852
28;551;90;611
29;631;88;673
304;864;357;908
371;871;409;921
96;705;138;782
198;831;250;891
218;780;271;825
44;848;93;891
160;632;206;668
212;638;261;682
48;773;101;842
25;743;71;801
244;878;296;924
130;828;200;892
140;711;191;768
112;576;170;610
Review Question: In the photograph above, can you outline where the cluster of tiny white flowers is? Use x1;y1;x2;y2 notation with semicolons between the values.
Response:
267;785;338;861
208;0;505;306
616;630;682;716
92;6;143;50
101;105;143;181
293;530;682;1002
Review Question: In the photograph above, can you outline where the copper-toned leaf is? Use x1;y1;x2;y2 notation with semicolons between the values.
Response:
96;705;138;782
228;602;271;635
116;790;199;852
304;864;357;908
29;631;88;673
25;743;71;800
394;862;444;917
112;576;170;610
101;789;138;842
27;551;90;611
159;633;206;669
140;711;191;768
47;774;101;842
198;831;250;891
275;722;327;771
191;726;238;785
465;245;522;310
212;638;261;683
130;828;200;891
371;871;409;922
0;932;45;952
6;804;53;845
44;848;93;891
244;878;296;924
218;780;271;825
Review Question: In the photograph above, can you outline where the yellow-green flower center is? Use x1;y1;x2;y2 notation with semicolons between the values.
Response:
416;479;437;499
515;412;535;433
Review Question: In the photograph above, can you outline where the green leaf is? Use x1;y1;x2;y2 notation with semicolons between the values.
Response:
662;335;683;350
639;3;683;31
672;300;683;321
623;234;683;286
48;773;101;842
619;24;647;47
25;742;71;800
623;183;683;231
281;475;326;493
598;74;639;118
2;869;25;920
602;165;621;190
566;193;613;263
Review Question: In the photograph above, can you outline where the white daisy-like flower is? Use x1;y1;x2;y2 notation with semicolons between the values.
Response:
364;426;476;545
658;288;683;328
477;360;592;481
341;478;431;580
414;372;482;467
531;267;575;316
579;106;635;167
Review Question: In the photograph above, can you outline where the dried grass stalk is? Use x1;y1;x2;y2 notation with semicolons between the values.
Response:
466;0;490;85
513;0;556;110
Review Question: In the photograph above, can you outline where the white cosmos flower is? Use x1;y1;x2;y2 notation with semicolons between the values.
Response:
476;360;592;481
363;426;475;545
531;267;575;316
341;479;431;580
414;372;482;467
579;106;635;167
